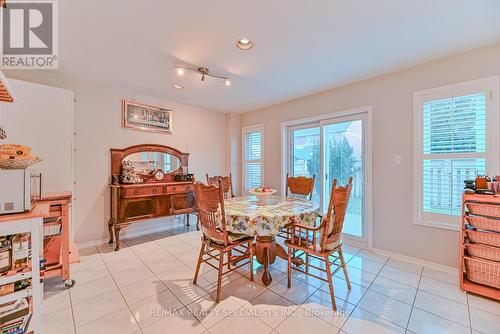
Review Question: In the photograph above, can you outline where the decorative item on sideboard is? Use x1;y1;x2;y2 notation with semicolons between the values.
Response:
174;173;194;182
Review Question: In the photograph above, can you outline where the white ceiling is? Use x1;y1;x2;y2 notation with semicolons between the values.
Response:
51;0;500;112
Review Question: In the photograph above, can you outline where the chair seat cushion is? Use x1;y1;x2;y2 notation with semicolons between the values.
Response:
284;238;341;255
323;238;340;251
207;231;249;245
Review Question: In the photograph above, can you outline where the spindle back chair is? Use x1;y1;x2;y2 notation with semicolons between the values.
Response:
193;181;254;303
285;173;315;200
278;173;317;240
284;177;353;311
206;173;234;199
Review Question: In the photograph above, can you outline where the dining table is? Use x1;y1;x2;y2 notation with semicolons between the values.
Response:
224;195;319;286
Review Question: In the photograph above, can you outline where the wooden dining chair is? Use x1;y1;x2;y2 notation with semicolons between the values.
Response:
193;180;254;303
277;173;316;240
197;173;234;231
285;173;315;200
206;173;234;199
285;177;353;311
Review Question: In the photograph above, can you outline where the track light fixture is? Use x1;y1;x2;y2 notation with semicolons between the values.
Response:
173;65;230;86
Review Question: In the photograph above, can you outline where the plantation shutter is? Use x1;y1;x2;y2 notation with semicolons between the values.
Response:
422;92;487;217
243;125;263;191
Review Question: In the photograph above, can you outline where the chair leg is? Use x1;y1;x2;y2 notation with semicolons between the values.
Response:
227;250;232;270
324;255;337;311
248;241;254;281
338;247;351;289
216;249;224;304
305;253;309;274
193;242;205;285
287;247;292;288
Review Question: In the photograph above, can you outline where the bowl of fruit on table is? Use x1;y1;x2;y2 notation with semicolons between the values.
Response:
249;186;277;197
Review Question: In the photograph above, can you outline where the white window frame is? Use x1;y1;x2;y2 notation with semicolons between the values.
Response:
413;76;500;231
242;124;264;193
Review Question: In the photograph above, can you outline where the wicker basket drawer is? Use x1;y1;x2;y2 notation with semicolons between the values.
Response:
464;256;500;289
465;242;500;262
466;230;500;248
466;202;500;218
465;215;500;232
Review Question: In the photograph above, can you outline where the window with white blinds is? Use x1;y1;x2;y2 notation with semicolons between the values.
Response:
242;125;264;192
414;77;499;229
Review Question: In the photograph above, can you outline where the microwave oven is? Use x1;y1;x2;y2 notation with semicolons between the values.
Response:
0;169;42;214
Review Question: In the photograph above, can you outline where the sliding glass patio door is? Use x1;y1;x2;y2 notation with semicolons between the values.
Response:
288;113;368;243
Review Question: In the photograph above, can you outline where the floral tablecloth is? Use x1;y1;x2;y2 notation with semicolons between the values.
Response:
224;196;319;236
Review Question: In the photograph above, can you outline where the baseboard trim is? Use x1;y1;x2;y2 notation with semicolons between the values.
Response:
371;247;458;274
77;238;109;249
76;218;184;250
342;238;368;249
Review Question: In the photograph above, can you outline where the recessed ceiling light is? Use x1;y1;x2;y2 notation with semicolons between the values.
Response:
224;78;231;86
237;38;253;50
173;84;184;90
176;68;184;76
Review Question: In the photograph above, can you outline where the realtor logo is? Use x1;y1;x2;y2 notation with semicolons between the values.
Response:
1;0;58;69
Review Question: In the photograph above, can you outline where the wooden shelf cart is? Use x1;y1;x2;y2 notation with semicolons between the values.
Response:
38;192;77;288
461;193;500;300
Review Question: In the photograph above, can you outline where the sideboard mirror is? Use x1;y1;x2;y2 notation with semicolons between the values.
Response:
110;144;189;184
123;152;181;174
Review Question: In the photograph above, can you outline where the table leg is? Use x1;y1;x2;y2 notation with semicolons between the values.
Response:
230;235;305;286
255;236;276;286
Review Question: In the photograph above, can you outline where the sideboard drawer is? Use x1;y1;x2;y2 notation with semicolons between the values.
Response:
166;184;193;194
123;186;164;198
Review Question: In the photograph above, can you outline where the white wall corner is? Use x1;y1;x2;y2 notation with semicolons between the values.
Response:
225;112;242;195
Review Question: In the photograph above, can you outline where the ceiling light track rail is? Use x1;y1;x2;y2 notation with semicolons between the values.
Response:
173;65;231;86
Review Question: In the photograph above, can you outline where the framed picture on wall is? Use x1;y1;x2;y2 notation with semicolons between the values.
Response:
122;99;172;134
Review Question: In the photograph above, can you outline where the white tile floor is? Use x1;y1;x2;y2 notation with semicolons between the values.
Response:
42;223;500;334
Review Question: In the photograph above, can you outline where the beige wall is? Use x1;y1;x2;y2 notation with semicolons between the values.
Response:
240;43;500;267
3;73;226;245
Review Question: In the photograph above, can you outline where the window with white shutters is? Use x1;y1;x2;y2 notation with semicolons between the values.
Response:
242;125;264;192
414;77;499;229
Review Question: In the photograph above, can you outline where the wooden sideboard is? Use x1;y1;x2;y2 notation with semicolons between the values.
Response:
108;144;196;251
